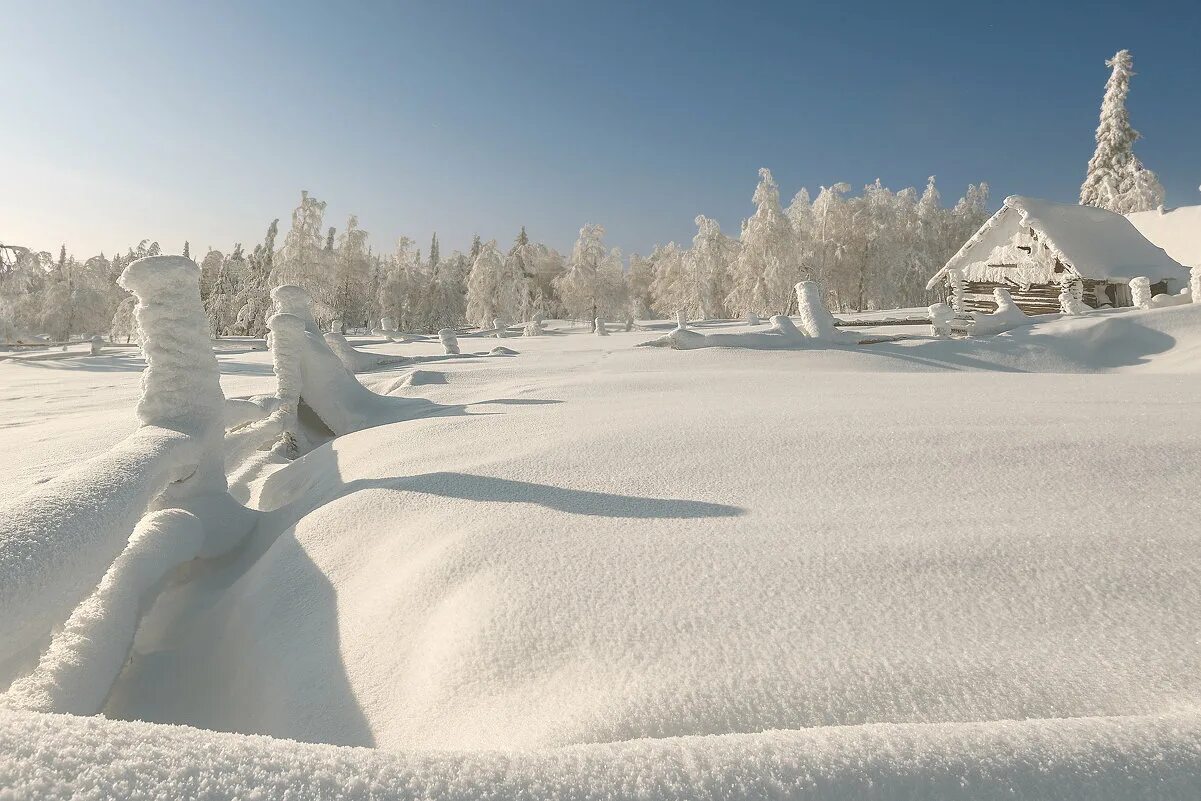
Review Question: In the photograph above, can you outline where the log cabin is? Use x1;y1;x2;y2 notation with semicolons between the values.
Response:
927;196;1190;315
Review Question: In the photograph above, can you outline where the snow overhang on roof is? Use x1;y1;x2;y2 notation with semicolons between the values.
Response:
927;196;1190;290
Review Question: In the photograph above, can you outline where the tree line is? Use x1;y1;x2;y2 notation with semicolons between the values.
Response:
1;173;992;342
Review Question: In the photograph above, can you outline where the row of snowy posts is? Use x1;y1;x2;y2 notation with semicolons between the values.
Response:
928;266;1201;337
0;255;456;714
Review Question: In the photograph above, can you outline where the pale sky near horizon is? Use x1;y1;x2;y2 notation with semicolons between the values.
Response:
2;0;1198;260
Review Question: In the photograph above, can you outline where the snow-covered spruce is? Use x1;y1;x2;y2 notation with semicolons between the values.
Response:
439;328;460;355
1130;277;1152;310
595;318;608;336
929;303;954;338
1;510;203;715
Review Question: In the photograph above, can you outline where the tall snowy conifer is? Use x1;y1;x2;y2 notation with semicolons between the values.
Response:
1080;50;1164;213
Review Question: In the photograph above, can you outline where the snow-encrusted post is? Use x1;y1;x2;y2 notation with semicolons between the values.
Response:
595;317;608;336
795;281;839;340
493;318;505;338
266;313;304;433
675;309;687;330
1130;276;1152;310
928;303;954;338
271;285;322;334
118;256;226;499
439;328;460;355
1190;266;1200;305
947;268;966;314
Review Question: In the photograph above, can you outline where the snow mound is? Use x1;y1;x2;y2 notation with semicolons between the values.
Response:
1127;204;1201;267
3;707;1200;800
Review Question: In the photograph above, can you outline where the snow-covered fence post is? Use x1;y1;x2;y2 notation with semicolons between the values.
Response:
439;328;460;355
1130;276;1152;310
595;317;608;336
947;268;966;314
118;256;227;500
266;313;304;433
795;281;839;340
271;285;322;334
1190;266;1200;304
928;303;954;338
675;309;687;330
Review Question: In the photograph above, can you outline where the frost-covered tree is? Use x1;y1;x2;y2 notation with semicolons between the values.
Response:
273;190;327;291
465;240;528;327
555;224;626;324
687;216;737;319
331;216;371;331
648;242;688;317
1080;50;1164;213
626;252;656;319
726;169;799;316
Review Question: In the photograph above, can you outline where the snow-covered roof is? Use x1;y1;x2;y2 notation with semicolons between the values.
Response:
928;196;1189;289
1126;204;1201;268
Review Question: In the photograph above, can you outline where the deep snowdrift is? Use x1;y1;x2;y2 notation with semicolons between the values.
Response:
3;307;1201;798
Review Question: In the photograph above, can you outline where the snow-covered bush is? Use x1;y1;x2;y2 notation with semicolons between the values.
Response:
523;320;542;336
795;281;839;340
1191;266;1201;304
768;314;804;340
1151;289;1191;308
928;302;954;338
1059;279;1088;315
493;318;505;337
380;317;395;333
595;317;608;336
89;335;104;355
973;288;1030;335
747;313;761;326
439;328;459;355
1130;276;1152;310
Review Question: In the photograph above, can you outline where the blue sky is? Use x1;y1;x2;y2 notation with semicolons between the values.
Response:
2;0;1198;260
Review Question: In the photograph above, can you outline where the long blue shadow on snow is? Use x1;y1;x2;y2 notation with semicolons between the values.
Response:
338;471;745;519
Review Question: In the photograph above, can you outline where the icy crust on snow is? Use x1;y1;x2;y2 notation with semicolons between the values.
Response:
929;196;1188;288
2;510;203;715
3;709;1201;801
0;425;196;685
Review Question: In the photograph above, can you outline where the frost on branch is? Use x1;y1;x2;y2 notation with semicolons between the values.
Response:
928;303;954;338
117;256;226;498
1130;277;1152;310
439;328;460;355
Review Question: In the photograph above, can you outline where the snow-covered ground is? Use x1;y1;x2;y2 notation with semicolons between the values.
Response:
3;308;1201;797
